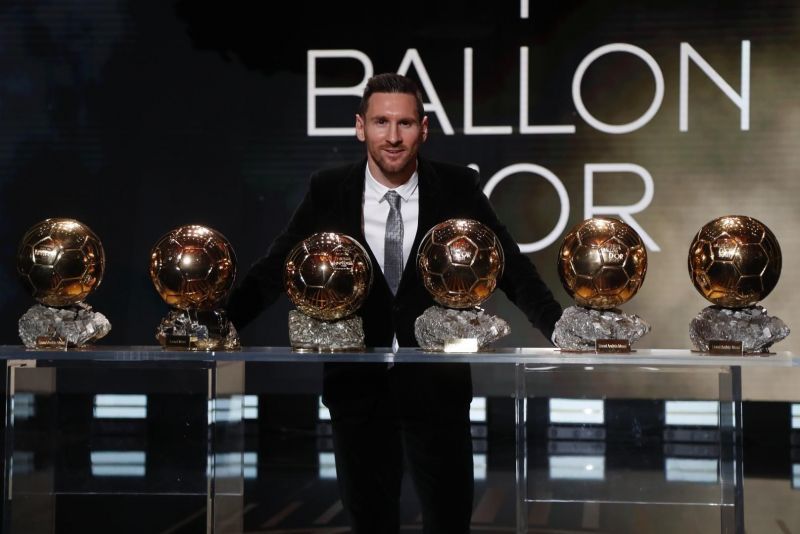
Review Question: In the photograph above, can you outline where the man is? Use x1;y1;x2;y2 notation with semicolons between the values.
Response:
227;73;562;533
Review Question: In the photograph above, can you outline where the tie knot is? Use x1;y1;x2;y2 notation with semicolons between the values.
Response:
384;190;402;210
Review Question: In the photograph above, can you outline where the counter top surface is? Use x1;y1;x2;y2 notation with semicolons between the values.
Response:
0;345;796;367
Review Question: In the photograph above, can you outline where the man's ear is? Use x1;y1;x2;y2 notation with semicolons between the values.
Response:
421;115;429;142
355;114;366;141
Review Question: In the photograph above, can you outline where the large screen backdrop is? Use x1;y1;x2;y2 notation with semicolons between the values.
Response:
1;1;798;351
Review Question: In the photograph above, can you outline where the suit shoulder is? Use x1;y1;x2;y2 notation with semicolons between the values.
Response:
425;159;480;187
309;161;362;190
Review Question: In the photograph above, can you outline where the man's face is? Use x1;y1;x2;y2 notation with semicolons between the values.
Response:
355;92;428;186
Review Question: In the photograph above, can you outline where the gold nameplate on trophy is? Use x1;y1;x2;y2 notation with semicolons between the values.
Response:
708;340;744;355
163;333;227;351
34;336;69;350
163;334;196;349
595;339;631;353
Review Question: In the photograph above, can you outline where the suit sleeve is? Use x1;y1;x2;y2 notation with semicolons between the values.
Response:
466;170;563;343
225;175;322;330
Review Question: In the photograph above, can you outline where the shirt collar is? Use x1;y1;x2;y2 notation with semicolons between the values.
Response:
364;162;419;203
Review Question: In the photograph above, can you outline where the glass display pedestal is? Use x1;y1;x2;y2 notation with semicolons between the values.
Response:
0;346;796;533
514;354;746;534
2;355;244;534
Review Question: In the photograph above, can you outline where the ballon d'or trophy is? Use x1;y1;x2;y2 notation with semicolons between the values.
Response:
688;215;789;354
415;219;509;352
17;218;111;349
553;217;650;352
150;224;239;350
284;233;373;351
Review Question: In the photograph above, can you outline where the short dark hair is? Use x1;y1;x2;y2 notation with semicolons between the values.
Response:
358;73;425;120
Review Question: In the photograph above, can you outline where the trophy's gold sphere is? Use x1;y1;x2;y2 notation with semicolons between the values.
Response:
149;225;237;311
284;233;373;321
688;215;781;308
17;218;105;307
558;217;647;310
417;219;504;309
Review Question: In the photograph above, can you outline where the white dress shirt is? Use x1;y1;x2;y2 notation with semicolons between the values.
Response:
362;164;419;354
362;165;419;281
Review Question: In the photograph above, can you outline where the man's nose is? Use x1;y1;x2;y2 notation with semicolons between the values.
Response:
387;123;401;143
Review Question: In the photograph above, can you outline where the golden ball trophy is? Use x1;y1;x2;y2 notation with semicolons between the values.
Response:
284;232;373;351
149;224;239;350
17;218;111;349
552;217;650;352
688;215;789;354
415;218;508;352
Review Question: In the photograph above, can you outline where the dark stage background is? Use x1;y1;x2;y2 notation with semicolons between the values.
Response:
1;1;798;351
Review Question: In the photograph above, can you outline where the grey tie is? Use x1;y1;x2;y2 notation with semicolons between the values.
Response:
383;190;404;294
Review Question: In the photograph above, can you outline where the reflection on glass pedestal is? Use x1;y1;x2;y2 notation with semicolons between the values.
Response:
515;363;743;534
2;359;245;534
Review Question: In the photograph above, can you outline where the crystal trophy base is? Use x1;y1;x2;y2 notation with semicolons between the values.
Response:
156;309;240;351
288;310;365;352
689;305;790;354
18;302;111;349
414;305;510;353
552;305;650;353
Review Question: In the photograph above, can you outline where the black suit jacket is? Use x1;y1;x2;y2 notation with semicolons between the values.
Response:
227;158;562;417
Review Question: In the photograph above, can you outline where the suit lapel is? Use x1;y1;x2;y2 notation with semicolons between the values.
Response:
339;161;366;240
413;158;441;257
340;159;393;298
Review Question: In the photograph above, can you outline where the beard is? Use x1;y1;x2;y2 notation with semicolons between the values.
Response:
368;144;420;182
